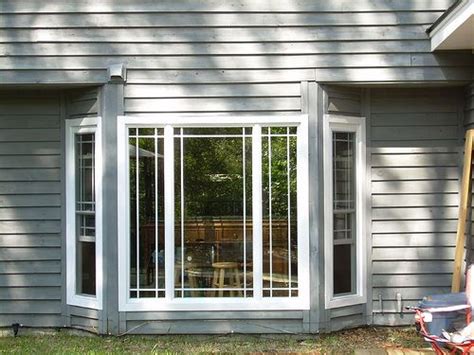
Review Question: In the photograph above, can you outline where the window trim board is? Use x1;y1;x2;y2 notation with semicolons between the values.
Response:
117;114;309;312
65;116;103;310
323;114;367;309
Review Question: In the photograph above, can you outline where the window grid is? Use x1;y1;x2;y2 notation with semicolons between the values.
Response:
75;133;96;296
323;114;367;309
118;115;309;311
76;134;96;240
154;133;159;298
267;130;273;296
129;128;166;298
66;116;102;310
286;127;292;297
262;128;298;298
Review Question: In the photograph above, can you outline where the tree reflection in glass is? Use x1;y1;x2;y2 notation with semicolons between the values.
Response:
174;128;252;298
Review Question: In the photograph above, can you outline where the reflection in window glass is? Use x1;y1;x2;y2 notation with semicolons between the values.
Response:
332;132;356;295
127;125;300;300
75;133;96;296
174;128;252;298
262;127;298;298
129;129;165;298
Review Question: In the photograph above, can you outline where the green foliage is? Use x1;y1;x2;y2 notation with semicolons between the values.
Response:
129;129;298;222
179;136;248;218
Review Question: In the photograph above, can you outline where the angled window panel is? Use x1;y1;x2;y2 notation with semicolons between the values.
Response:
324;115;366;309
66;116;102;310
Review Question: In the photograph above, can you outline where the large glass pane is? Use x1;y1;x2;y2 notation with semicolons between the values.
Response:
129;129;165;298
75;133;96;296
77;242;96;295
262;127;298;298
332;131;356;296
333;244;352;294
174;128;252;298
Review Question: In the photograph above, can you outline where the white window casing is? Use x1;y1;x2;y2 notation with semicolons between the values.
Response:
66;116;103;310
323;115;367;309
117;115;309;312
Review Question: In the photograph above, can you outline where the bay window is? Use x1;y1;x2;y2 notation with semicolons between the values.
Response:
118;115;309;311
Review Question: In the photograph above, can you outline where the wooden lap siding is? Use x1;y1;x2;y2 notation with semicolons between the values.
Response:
1;0;472;87
0;91;63;327
370;87;463;325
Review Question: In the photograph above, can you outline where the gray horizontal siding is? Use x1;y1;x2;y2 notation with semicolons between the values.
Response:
121;311;304;334
66;88;99;118
1;0;472;87
0;315;63;327
68;306;100;333
0;92;63;328
0;13;444;28
0;41;434;56
370;88;463;325
124;319;304;334
124;82;302;115
1;54;473;70
0;0;456;12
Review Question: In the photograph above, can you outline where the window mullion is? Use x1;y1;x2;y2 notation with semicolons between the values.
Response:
154;132;159;297
164;125;175;301
252;125;263;300
135;135;140;298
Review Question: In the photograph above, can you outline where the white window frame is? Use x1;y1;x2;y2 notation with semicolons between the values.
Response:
117;114;309;312
66;116;103;310
323;115;366;309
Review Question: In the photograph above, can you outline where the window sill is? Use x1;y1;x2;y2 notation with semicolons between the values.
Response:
67;294;102;310
119;296;310;312
325;294;366;309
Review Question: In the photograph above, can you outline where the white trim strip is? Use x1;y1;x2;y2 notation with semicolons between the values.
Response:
154;133;159;297
268;130;273;297
242;128;248;297
430;0;474;51
135;135;140;298
164;125;175;301
252;124;263;301
66;116;102;310
287;127;292;297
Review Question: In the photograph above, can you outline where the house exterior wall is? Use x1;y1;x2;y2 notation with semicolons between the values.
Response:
0;90;63;327
1;0;472;87
0;0;472;334
369;87;464;325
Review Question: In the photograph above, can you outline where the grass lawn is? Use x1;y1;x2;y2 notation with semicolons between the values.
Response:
0;326;429;354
